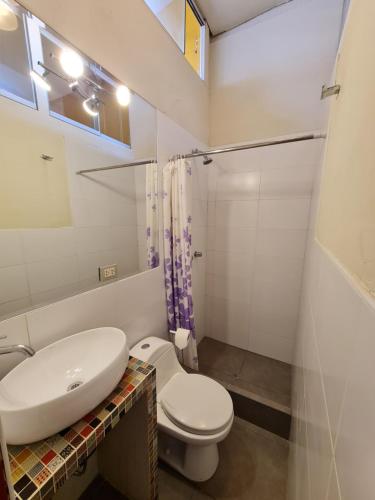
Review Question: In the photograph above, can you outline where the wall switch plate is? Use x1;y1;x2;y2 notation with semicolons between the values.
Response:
99;264;118;282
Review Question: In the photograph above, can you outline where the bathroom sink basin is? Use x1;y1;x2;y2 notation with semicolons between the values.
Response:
0;327;129;445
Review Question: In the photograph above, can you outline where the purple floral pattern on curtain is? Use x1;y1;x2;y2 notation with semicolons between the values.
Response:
163;158;198;370
146;163;160;269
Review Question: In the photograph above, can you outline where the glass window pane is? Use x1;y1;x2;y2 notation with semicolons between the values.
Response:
98;80;131;145
41;34;97;130
185;1;201;76
145;0;185;51
0;2;35;105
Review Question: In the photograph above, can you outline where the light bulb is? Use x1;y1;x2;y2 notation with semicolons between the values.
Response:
83;95;99;117
59;48;84;79
30;70;51;91
116;85;131;106
0;1;18;31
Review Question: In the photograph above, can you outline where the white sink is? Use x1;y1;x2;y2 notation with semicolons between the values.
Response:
0;327;129;445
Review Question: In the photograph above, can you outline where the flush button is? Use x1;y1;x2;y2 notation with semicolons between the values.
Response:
141;343;150;349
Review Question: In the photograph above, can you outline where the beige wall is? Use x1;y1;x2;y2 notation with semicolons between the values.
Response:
0;110;71;229
317;0;375;295
19;0;209;143
209;0;343;146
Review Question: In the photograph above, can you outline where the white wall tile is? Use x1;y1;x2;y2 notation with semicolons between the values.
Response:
215;200;258;228
206;296;250;350
256;229;308;260
0;265;29;304
215;227;257;253
0;315;30;379
76;227;111;254
258;199;311;229
335;299;375;500
206;140;317;362
249;331;294;363
0;231;24;268
313;251;362;441
207;272;252;303
207;250;255;278
26;284;118;350
27;256;80;295
326;463;341;500
260;164;316;199
22;228;76;263
303;311;333;500
216;171;260;201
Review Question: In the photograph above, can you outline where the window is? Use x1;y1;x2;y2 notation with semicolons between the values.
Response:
145;0;205;79
40;31;131;146
0;1;36;107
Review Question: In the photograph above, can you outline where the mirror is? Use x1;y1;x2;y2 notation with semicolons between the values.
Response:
0;0;159;319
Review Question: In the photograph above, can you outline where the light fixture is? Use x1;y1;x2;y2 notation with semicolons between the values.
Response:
68;80;79;91
30;69;51;91
0;0;17;31
59;48;84;79
116;85;131;106
82;95;99;116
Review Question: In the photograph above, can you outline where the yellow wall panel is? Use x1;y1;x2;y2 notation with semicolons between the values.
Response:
0;111;72;229
317;0;375;295
185;2;200;75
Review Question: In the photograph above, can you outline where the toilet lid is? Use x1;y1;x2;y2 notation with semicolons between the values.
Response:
161;373;233;435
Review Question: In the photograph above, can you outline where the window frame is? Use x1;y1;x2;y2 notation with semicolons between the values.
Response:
0;11;38;110
39;27;131;150
145;0;206;80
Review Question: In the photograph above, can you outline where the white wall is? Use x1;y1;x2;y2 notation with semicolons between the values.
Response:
206;137;323;363
288;172;375;500
289;2;375;499
209;0;344;146
20;0;209;143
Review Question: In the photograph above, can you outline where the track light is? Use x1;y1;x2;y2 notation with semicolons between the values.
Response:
0;1;17;31
82;95;99;117
30;69;51;91
116;85;131;106
59;48;84;79
68;80;79;91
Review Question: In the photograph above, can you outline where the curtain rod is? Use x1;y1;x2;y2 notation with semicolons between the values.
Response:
172;133;326;162
76;159;157;175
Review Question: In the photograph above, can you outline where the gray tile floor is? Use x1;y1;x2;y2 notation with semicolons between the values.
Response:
159;417;289;500
197;338;292;413
82;418;288;500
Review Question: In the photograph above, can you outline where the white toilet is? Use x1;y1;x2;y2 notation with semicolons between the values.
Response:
130;336;234;482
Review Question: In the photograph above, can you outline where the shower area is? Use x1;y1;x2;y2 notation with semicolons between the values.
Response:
187;133;325;437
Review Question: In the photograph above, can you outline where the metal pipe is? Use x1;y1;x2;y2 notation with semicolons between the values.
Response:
178;133;326;162
0;345;35;357
76;159;157;175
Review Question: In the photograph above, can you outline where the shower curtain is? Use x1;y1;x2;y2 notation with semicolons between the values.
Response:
146;162;160;269
162;158;198;370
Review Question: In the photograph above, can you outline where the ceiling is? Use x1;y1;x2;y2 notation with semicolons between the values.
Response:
196;0;291;36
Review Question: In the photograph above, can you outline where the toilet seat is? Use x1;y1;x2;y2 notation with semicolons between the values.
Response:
160;373;233;436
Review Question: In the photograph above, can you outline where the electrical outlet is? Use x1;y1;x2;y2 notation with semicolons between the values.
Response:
99;264;118;282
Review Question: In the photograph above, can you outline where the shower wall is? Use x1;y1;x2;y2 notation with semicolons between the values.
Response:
205;138;324;363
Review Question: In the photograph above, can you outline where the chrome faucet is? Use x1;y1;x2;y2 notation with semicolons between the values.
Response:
0;344;35;357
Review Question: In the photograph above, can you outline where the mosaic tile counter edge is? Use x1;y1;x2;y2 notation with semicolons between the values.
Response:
0;357;157;500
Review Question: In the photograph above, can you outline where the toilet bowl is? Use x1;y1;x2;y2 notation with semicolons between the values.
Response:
130;336;234;482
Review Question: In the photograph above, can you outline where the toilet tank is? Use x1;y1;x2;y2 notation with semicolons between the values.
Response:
130;337;184;393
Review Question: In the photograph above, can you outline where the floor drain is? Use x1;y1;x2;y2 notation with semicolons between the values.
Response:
67;381;83;392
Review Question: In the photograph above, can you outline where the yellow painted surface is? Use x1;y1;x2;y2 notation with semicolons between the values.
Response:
317;0;375;295
185;1;201;75
0;111;72;228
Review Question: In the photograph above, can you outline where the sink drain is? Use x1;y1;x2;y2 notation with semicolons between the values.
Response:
67;381;83;392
